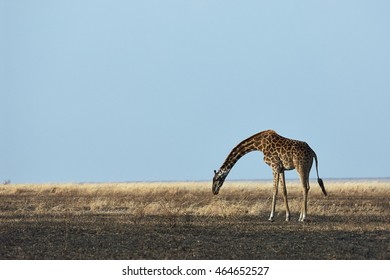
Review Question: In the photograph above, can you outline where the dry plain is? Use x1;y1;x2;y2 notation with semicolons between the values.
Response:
0;180;389;259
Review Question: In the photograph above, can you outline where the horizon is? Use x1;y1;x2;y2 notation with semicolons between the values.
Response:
4;177;390;186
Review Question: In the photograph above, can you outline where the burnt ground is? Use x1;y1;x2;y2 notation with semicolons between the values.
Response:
1;212;389;260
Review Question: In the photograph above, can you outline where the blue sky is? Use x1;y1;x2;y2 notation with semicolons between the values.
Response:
2;1;390;183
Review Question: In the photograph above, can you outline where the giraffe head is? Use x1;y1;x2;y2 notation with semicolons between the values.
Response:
212;169;227;195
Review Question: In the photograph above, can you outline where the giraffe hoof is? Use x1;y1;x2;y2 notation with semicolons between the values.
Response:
268;217;275;222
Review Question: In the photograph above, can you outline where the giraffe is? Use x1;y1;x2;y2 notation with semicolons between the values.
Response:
212;130;327;222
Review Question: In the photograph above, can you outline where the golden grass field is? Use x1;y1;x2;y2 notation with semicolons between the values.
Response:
0;180;389;259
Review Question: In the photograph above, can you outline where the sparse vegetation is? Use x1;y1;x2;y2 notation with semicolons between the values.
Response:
0;181;389;259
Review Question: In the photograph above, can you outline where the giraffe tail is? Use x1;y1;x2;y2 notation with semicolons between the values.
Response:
314;153;327;196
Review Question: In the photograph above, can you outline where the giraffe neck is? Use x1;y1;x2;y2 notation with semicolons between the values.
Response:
218;133;263;177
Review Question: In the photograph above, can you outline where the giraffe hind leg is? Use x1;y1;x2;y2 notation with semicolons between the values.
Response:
298;171;310;222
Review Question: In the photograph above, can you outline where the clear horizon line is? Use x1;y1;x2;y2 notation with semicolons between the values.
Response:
5;177;390;185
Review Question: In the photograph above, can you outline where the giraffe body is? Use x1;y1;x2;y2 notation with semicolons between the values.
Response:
212;130;327;222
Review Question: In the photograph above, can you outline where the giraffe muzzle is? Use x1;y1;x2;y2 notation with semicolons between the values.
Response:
212;186;220;195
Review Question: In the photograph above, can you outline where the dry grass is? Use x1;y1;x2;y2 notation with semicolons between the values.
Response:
0;180;389;259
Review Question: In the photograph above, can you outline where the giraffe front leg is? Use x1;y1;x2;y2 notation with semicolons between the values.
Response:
280;171;290;221
268;170;279;222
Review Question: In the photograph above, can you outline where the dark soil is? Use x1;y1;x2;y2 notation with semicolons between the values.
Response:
1;212;389;260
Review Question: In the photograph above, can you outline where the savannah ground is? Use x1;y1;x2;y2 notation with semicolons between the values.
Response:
0;180;389;260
